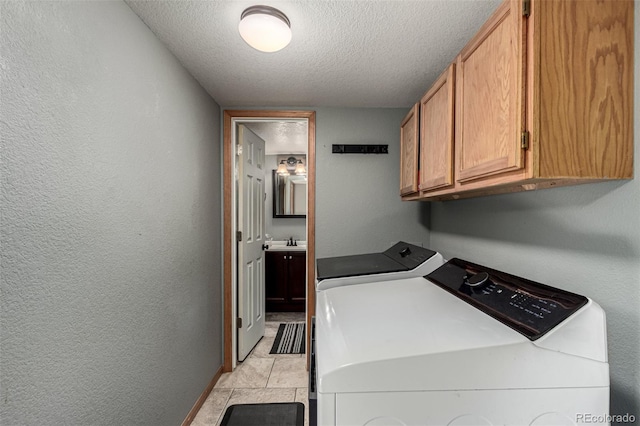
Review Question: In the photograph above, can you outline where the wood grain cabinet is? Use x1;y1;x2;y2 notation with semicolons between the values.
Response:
400;104;420;196
402;0;634;201
419;64;456;193
265;250;306;312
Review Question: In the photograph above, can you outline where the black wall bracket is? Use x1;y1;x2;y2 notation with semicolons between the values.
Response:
332;144;389;154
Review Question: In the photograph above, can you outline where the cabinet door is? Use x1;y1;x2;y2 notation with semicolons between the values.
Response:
536;0;634;180
288;252;306;309
399;104;420;195
419;64;456;192
455;0;526;183
265;251;288;311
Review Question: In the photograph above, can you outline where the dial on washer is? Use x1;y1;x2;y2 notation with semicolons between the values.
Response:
465;271;490;287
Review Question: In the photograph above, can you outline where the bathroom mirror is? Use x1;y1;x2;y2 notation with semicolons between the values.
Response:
273;170;307;218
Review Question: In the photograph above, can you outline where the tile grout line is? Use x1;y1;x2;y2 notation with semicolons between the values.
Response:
214;389;234;426
265;357;276;388
205;314;305;424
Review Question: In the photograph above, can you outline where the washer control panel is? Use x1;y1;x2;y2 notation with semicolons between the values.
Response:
426;258;588;340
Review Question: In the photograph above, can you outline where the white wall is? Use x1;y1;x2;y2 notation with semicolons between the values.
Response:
428;4;640;420
0;2;222;425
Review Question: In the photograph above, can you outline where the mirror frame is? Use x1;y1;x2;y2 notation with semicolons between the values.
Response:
272;170;307;218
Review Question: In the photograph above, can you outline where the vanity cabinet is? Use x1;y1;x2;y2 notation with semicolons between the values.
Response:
402;0;634;201
265;250;306;312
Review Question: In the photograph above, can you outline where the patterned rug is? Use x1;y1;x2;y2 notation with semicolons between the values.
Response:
269;322;305;354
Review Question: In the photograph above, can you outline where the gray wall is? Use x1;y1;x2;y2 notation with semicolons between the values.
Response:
0;2;222;425
315;107;430;257
226;107;432;257
428;5;640;420
265;155;306;242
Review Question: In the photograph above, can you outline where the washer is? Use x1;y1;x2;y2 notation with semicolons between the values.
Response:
311;258;609;426
315;241;444;291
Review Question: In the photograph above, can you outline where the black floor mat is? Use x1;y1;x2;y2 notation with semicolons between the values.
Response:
220;402;304;426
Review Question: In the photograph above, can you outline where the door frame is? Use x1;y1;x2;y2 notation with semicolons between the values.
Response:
223;110;316;372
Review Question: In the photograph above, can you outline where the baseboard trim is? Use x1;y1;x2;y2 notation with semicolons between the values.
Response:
181;365;224;426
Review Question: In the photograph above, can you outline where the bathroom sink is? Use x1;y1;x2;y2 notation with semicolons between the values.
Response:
266;241;306;251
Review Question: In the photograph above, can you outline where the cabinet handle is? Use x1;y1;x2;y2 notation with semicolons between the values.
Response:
283;255;287;259
289;256;292;260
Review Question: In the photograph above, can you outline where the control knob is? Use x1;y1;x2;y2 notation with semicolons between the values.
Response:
465;271;489;287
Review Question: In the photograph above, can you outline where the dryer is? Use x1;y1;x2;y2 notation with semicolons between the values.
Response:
312;258;609;426
315;241;444;291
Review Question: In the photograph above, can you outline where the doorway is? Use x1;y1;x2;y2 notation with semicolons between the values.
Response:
223;110;316;372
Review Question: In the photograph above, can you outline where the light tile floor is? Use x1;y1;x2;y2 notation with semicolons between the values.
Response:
191;312;308;426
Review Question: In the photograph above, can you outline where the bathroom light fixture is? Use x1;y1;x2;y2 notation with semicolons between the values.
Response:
294;160;306;176
238;5;292;53
276;160;289;175
277;156;306;176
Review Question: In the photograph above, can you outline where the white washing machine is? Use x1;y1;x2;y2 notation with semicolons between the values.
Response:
315;241;444;291
311;258;609;426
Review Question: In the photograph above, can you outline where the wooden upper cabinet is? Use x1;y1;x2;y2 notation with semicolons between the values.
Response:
534;0;634;180
452;0;633;196
399;104;419;196
419;64;455;192
400;0;633;201
455;0;525;184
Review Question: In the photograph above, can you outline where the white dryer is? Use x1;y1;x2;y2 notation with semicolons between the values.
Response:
315;241;444;291
311;258;609;426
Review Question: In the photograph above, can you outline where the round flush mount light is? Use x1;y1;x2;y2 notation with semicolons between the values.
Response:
239;5;292;53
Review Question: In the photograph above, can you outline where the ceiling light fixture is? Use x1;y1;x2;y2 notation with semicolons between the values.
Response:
238;5;292;53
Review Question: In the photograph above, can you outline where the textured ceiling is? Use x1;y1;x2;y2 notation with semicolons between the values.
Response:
126;0;502;108
242;120;308;155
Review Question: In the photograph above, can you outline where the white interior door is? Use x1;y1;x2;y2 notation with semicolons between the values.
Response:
237;125;266;361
